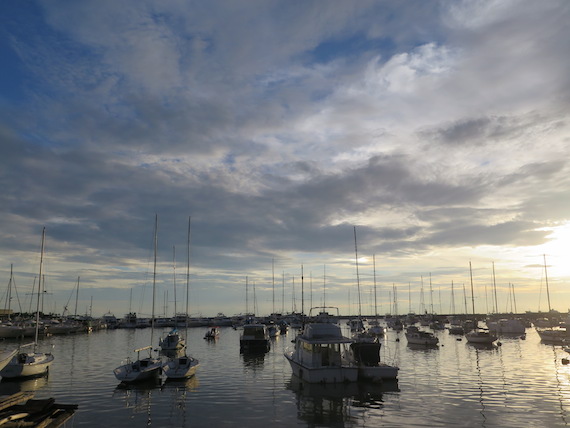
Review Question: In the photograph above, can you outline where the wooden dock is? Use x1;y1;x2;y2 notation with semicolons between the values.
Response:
0;392;77;427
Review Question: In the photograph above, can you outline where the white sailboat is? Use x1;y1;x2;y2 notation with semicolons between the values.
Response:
114;215;162;383
159;246;185;351
1;227;54;379
350;228;398;381
536;255;566;344
163;216;199;379
465;262;497;345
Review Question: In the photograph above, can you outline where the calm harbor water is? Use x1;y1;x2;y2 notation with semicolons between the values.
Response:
0;323;569;427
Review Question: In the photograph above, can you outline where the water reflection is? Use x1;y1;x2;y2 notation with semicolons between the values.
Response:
407;343;439;351
466;342;498;351
241;352;265;372
0;375;48;395
287;377;358;427
287;376;400;426
113;378;162;426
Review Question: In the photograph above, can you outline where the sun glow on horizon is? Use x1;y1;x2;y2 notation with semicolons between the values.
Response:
538;222;570;278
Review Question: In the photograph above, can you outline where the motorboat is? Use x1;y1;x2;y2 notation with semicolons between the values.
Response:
487;319;526;335
240;324;270;353
448;324;465;335
284;322;358;383
204;327;220;340
267;324;280;338
405;326;439;346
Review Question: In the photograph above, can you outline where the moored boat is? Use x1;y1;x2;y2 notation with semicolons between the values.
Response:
114;345;162;383
114;215;162;383
284;319;358;384
351;339;398;382
1;228;54;380
204;327;220;340
240;324;270;353
160;328;185;351
405;326;439;346
465;328;498;344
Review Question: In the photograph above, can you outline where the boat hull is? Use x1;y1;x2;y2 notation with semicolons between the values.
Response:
465;332;497;344
358;364;399;382
0;352;54;379
114;358;162;383
284;352;358;384
163;356;199;379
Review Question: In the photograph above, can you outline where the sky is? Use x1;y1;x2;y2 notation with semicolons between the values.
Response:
1;0;569;319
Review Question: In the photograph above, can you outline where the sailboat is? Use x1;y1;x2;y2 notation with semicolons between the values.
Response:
1;227;54;379
536;255;566;344
163;216;200;379
350;227;399;381
159;246;185;351
465;262;497;345
114;216;162;383
367;255;385;337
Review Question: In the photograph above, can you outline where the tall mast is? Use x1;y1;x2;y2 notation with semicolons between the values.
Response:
272;259;275;315
301;265;304;318
173;245;177;318
310;272;313;310
492;262;499;314
35;227;46;349
469;261;476;316
245;276;249;315
429;273;434;314
74;276;80;318
323;265;326;308
186;217;191;335
353;226;362;318
150;214;158;352
281;271;285;314
451;280;456;314
544;254;552;312
373;254;378;321
6;264;13;320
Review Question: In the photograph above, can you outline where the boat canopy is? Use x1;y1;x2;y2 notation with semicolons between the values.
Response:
302;323;351;343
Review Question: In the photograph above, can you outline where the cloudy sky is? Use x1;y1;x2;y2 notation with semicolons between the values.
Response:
1;0;569;319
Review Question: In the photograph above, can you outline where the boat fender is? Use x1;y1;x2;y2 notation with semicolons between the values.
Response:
562;358;569;365
497;342;502;346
